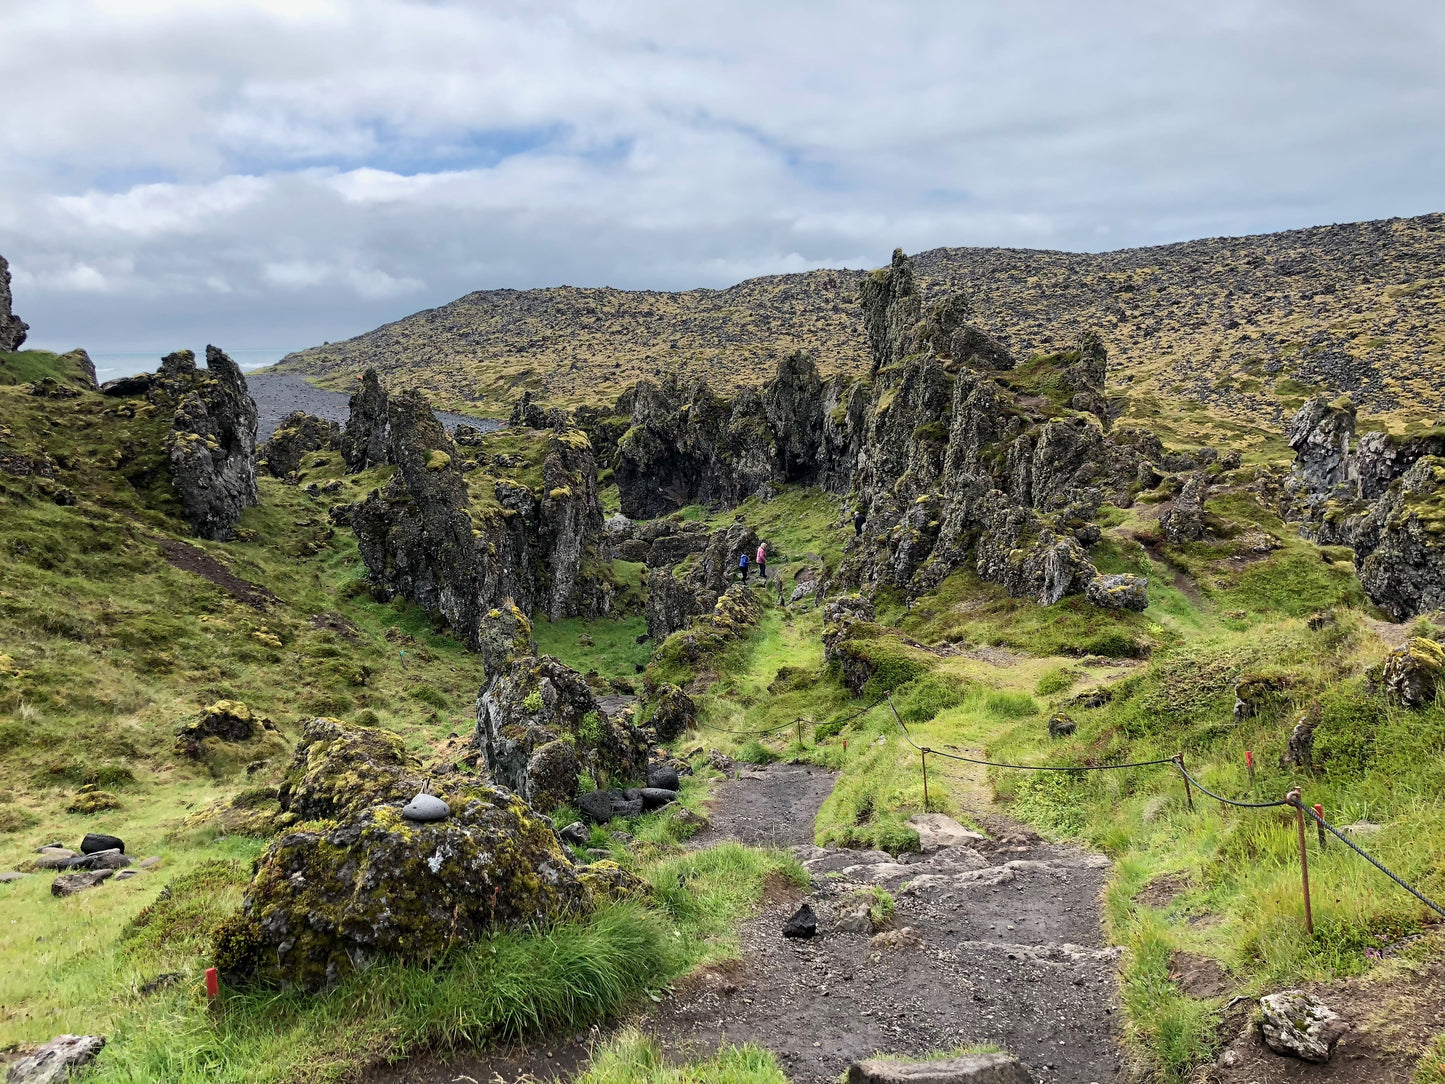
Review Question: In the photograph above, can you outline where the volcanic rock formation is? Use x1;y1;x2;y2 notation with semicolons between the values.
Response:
0;253;28;352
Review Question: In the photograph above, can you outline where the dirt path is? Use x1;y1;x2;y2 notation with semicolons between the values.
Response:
647;763;1124;1084
365;762;1124;1084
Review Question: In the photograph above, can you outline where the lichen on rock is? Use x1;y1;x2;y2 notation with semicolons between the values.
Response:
276;717;422;823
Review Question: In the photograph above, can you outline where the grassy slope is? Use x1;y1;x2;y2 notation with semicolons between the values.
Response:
0;376;804;1081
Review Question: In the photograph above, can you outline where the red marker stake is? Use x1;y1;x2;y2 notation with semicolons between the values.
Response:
1245;750;1255;793
205;968;220;1000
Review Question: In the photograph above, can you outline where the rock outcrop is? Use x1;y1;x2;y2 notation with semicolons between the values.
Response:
340;368;390;471
476;655;648;807
612;250;1152;608
262;411;341;478
0;253;28;352
212;786;595;991
163;347;260;540
1284;395;1445;618
350;388;612;643
645;521;759;641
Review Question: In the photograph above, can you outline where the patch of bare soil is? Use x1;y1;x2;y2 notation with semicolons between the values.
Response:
310;611;361;640
1171;951;1234;999
1207;950;1445;1084
1138;872;1193;909
154;536;278;609
1363;617;1415;650
690;762;837;849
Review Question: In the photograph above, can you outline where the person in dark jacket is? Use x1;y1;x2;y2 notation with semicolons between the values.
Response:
738;551;750;583
853;508;866;537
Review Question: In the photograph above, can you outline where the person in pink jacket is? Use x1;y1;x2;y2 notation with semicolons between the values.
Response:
756;541;768;581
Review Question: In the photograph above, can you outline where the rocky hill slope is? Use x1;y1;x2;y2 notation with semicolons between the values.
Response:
276;213;1445;433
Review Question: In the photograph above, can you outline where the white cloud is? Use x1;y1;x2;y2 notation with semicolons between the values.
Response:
1;0;1440;354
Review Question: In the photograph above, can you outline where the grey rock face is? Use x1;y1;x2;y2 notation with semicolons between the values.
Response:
1159;473;1209;544
164;347;260;540
262;411;341;478
1258;990;1347;1062
476;655;647;805
340;368;390;471
645;522;759;642
647;684;696;742
1283;396;1445;619
0;253;28;352
613;251;1153;610
351;390;610;644
5;1034;106;1084
1381;637;1443;708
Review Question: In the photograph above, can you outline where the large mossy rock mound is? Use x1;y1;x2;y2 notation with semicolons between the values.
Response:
213;787;592;990
277;717;422;822
262;410;340;478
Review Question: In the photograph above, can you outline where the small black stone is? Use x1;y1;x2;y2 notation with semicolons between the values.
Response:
577;790;615;824
80;833;124;855
783;903;817;939
646;764;681;791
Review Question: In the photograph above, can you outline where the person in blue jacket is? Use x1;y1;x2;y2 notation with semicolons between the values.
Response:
738;551;750;583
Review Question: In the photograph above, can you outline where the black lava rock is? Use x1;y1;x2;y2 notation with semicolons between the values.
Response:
646;764;681;791
559;821;590;846
577;790;615;825
81;833;124;855
783;903;817;939
639;788;678;810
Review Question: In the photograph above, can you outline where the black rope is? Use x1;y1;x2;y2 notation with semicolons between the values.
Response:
1302;805;1445;919
1177;764;1293;809
887;697;1178;772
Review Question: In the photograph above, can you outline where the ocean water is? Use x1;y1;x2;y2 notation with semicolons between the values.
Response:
87;348;290;384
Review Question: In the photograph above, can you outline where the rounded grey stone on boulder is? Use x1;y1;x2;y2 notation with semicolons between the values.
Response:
401;793;451;822
846;1054;1032;1084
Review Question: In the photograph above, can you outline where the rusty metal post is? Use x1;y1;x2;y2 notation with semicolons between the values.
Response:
796;718;803;746
1288;788;1314;935
1246;750;1256;793
1313;803;1327;850
921;748;930;812
1175;753;1194;812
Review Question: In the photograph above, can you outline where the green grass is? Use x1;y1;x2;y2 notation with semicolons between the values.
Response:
0;348;91;387
578;1030;786;1084
535;614;651;685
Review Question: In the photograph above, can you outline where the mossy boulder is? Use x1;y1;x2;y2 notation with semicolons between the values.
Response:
477;655;648;801
261;411;340;478
1382;637;1444;708
213;786;592;990
176;700;278;761
1085;573;1149;612
276;717;422;823
1047;713;1078;738
648;684;696;742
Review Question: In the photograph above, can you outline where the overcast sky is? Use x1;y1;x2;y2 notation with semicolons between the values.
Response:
4;0;1443;359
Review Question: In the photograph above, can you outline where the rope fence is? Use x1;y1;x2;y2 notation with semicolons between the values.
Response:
865;693;1443;931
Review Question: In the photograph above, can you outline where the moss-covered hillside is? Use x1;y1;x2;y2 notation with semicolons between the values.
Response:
277;214;1445;438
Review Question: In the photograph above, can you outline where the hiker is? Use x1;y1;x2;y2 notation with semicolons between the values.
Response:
853;508;866;537
738;550;750;583
756;541;768;581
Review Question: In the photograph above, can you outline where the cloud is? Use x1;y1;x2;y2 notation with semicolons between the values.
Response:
3;0;1441;353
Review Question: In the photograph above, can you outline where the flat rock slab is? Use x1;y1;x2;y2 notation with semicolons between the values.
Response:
51;870;113;897
6;1033;105;1083
907;814;987;851
847;1053;1033;1084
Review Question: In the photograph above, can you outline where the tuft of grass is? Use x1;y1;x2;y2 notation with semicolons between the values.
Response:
579;1029;786;1084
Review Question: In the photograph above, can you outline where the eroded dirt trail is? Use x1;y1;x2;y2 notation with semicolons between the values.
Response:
649;761;1125;1084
